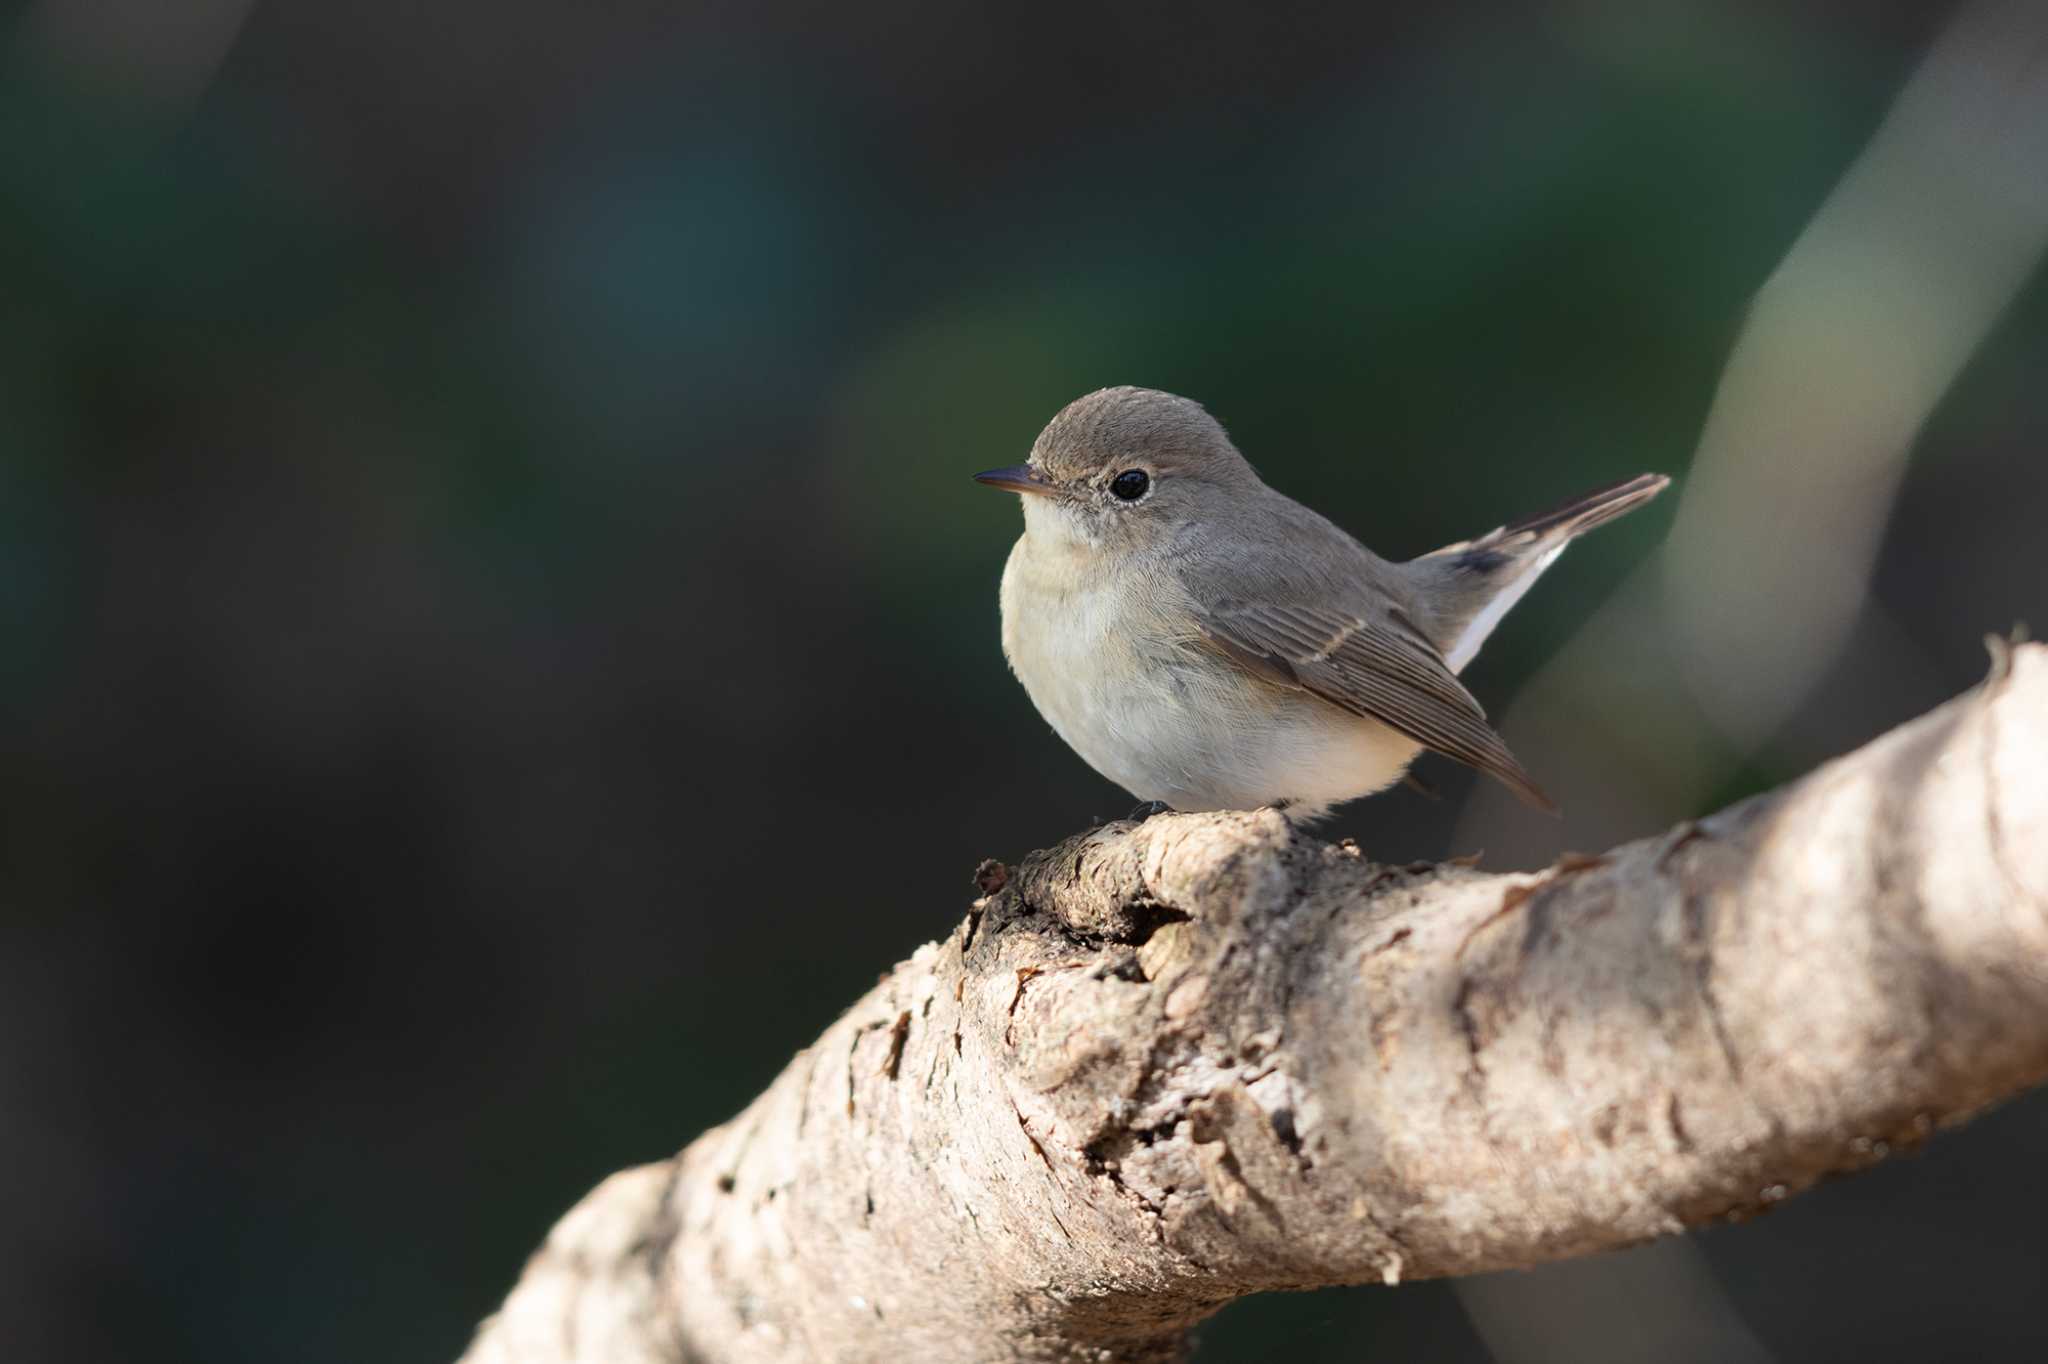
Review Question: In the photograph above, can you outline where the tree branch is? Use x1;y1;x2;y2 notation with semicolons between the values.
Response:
463;642;2048;1364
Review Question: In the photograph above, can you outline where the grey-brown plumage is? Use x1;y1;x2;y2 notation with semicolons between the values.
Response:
1406;472;1672;673
979;386;1669;819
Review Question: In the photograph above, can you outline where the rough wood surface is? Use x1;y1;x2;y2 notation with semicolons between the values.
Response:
463;643;2048;1364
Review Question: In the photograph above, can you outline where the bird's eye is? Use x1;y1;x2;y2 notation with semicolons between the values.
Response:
1109;469;1150;501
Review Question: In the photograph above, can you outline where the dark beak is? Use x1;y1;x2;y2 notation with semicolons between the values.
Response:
973;464;1058;497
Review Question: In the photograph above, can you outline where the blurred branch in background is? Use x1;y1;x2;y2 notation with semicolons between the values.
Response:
1455;1;2048;1356
1461;0;2048;851
1661;0;2048;751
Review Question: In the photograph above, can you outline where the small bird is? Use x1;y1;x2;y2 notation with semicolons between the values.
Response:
976;386;1668;821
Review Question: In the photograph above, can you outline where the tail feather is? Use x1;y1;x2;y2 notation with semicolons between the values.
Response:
1432;473;1672;568
1409;472;1671;673
1496;471;1671;542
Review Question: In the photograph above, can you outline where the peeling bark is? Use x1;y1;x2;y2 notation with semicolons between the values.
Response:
463;644;2048;1364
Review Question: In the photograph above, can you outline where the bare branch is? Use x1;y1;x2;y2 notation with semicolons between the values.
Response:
464;643;2048;1364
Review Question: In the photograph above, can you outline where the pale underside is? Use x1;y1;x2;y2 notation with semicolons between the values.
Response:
1000;532;1424;820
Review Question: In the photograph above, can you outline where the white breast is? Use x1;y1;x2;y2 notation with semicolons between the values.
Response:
998;532;1422;819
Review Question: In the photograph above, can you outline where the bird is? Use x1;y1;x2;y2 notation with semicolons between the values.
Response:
975;386;1668;821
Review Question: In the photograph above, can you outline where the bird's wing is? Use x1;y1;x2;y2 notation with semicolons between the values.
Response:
1195;597;1556;811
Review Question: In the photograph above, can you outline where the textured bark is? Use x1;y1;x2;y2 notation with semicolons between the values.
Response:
464;643;2048;1364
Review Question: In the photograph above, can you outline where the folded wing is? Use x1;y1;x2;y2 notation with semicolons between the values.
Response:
1197;598;1556;812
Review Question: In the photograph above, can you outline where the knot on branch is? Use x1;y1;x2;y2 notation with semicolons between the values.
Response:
1008;807;1303;944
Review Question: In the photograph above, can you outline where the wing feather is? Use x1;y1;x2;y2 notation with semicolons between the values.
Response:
1198;599;1556;811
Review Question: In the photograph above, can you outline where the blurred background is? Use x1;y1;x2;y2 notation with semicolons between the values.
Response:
5;1;2046;1360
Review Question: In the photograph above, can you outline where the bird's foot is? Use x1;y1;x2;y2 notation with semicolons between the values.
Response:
1401;772;1441;801
1261;798;1304;827
1126;800;1175;823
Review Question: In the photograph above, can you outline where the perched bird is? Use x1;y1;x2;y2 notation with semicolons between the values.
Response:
976;386;1668;821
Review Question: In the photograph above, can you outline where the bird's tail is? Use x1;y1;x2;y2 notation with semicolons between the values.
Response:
1478;473;1672;549
1407;473;1671;673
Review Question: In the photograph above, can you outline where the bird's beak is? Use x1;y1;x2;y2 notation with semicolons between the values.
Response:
973;464;1059;497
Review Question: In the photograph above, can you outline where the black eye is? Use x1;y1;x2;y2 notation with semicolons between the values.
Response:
1109;469;1150;501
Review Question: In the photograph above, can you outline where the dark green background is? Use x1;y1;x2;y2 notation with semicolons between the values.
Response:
5;2;2045;1360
